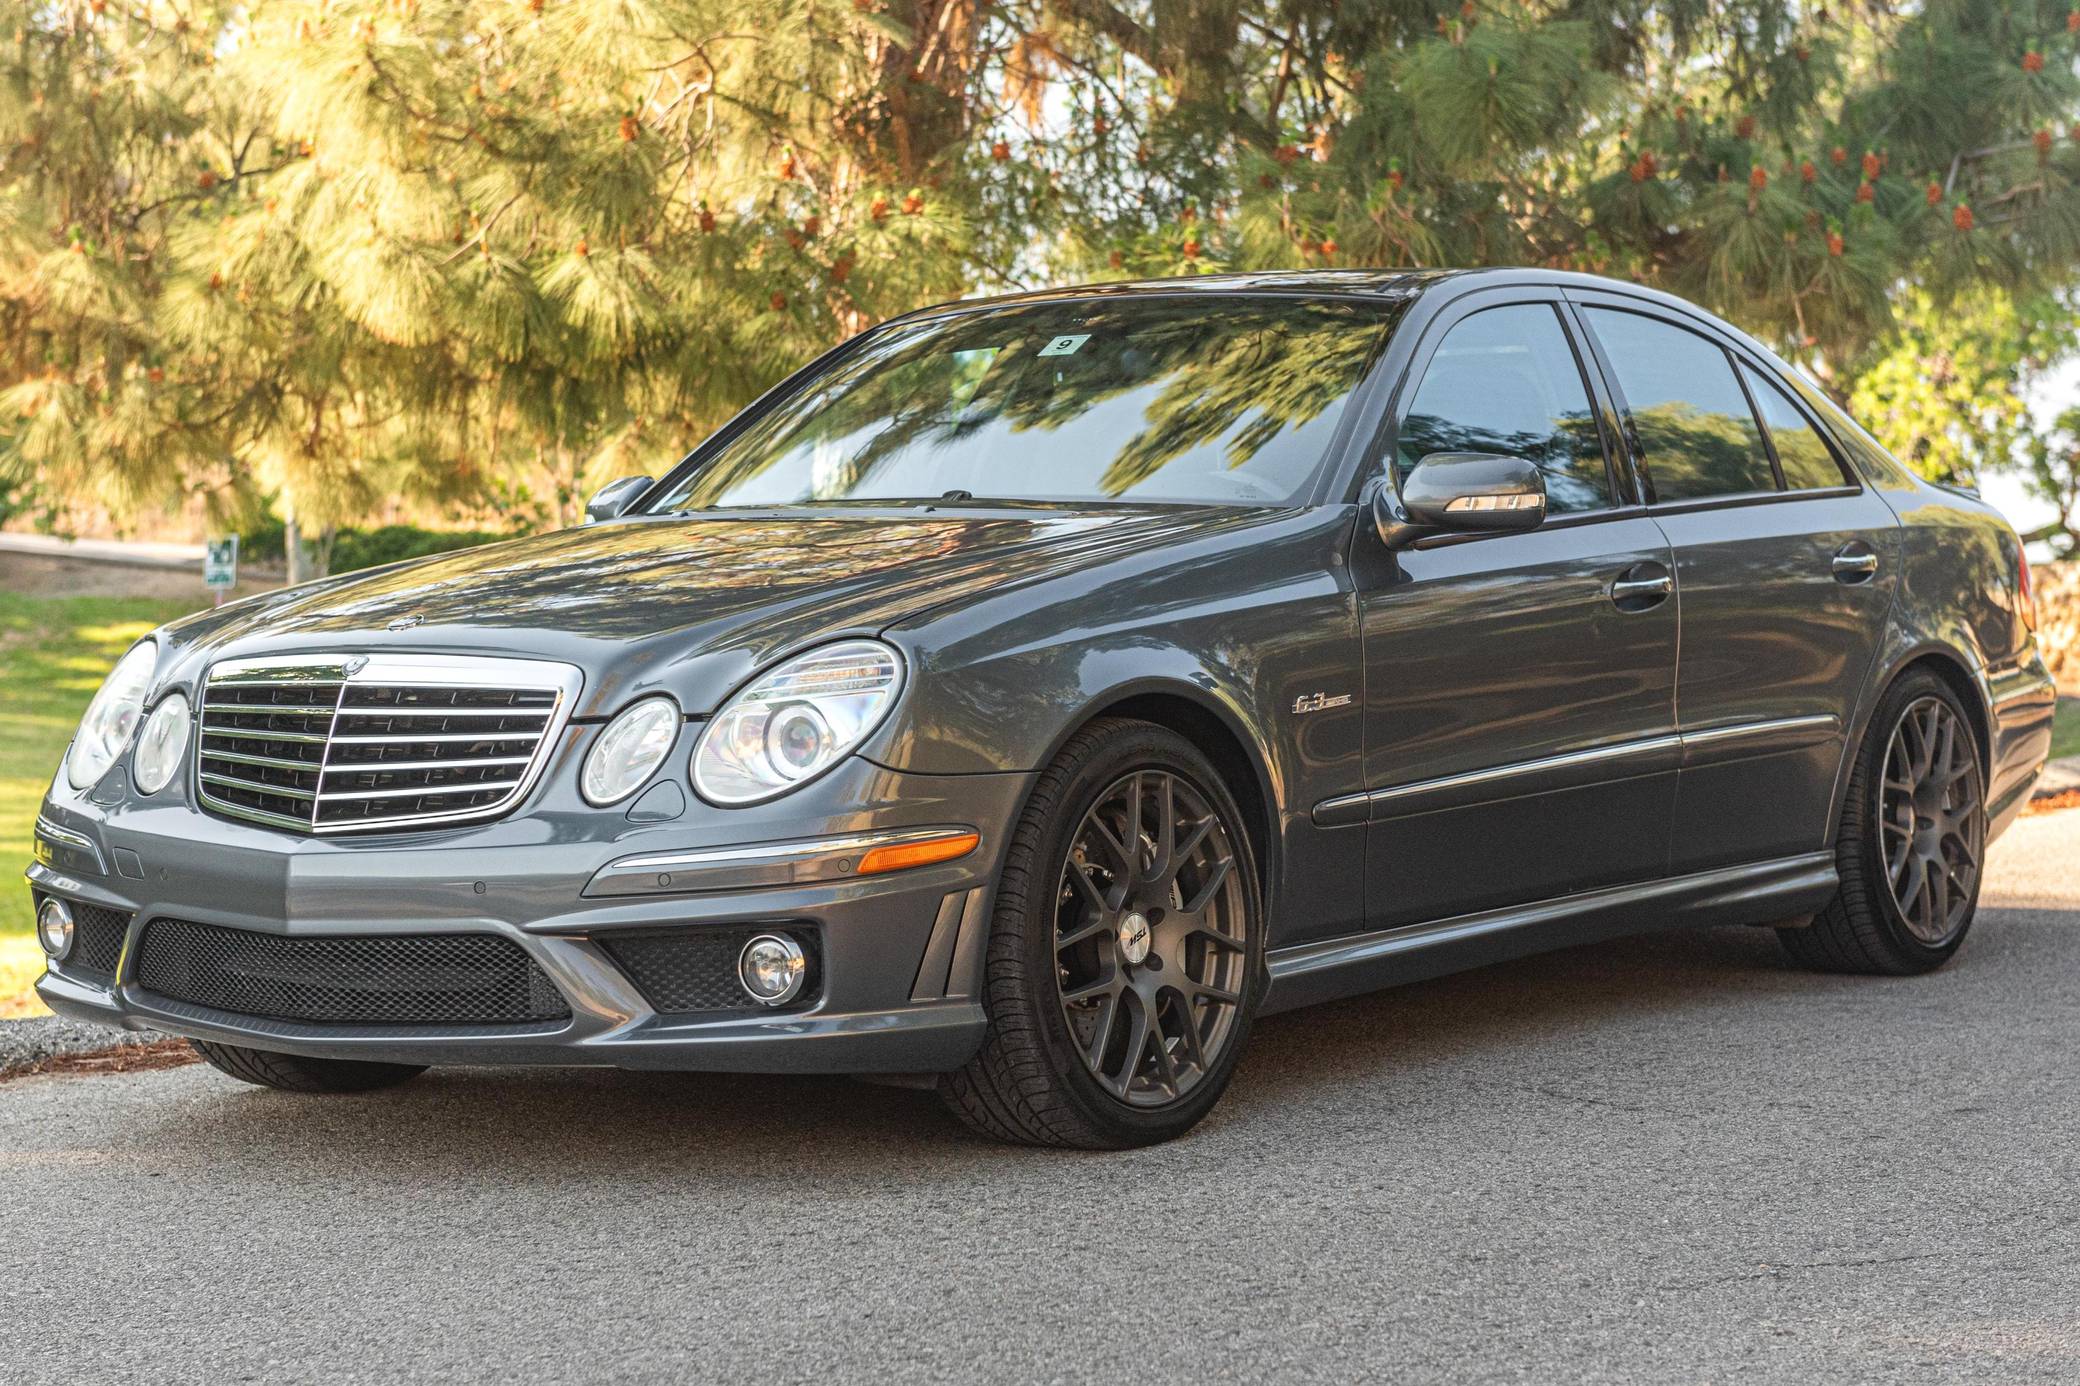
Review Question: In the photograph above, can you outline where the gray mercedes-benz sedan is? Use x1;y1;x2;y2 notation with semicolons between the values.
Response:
30;269;2057;1147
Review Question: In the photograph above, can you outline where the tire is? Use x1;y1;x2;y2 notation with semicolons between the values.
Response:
940;718;1266;1148
188;1039;428;1094
1779;670;1987;975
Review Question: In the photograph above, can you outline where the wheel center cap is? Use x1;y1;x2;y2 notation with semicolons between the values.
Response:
1118;912;1152;965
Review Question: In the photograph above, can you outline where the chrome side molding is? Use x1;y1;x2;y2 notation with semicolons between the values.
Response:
1312;714;1845;827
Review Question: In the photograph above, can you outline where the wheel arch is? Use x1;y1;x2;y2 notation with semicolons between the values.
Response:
1831;642;1994;841
1044;681;1283;908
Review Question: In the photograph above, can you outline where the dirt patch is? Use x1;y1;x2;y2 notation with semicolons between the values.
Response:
0;1037;199;1084
2024;789;2080;816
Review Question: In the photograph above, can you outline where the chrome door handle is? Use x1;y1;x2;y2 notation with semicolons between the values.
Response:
1832;547;1879;583
1610;563;1674;610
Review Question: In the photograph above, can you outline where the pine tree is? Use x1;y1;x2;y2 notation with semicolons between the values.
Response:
5;1;2080;550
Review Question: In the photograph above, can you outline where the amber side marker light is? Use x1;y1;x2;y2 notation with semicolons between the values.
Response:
857;831;980;876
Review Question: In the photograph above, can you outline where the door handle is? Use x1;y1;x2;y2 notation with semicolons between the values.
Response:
1831;544;1879;584
1610;562;1673;611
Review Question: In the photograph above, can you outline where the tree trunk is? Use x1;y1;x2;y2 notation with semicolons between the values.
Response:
283;514;309;586
282;513;333;584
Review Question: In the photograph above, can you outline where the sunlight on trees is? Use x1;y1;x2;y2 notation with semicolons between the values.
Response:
2;0;2079;570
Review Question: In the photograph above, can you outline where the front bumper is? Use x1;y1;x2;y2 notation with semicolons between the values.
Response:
30;753;1032;1074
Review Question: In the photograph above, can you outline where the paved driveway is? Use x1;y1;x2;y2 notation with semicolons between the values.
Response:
5;813;2077;1383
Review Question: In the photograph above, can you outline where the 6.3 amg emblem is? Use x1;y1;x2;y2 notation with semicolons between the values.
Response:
1292;691;1354;715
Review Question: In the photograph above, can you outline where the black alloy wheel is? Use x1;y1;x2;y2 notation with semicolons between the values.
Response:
1779;670;1986;975
941;719;1264;1148
1877;695;1984;946
1054;767;1250;1108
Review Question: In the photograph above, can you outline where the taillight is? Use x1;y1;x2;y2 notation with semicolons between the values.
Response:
2017;544;2038;631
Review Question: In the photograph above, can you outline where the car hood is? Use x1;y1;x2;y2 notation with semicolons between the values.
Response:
159;506;1257;716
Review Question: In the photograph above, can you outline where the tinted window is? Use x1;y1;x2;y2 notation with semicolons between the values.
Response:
1740;361;1849;490
1395;304;1611;514
643;298;1395;512
1585;308;1775;501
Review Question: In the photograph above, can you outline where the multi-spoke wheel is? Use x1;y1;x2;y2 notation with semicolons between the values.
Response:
1780;671;1986;974
941;718;1264;1148
1877;696;1983;946
1055;768;1249;1108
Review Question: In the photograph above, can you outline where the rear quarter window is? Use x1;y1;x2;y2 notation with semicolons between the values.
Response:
1738;362;1853;490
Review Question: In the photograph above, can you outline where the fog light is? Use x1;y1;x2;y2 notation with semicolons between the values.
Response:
737;933;807;1006
37;898;75;962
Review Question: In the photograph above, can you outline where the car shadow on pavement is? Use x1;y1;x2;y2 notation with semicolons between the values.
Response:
99;906;2064;1177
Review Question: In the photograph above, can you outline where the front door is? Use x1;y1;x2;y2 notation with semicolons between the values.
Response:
1352;292;1681;932
1572;297;1900;872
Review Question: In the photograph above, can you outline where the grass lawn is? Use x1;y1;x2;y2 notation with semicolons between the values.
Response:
2052;696;2080;764
1;592;196;1014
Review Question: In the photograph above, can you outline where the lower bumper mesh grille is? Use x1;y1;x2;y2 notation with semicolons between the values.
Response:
39;897;130;981
600;927;820;1014
136;918;569;1027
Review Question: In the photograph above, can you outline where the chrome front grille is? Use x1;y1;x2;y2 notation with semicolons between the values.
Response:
195;653;583;835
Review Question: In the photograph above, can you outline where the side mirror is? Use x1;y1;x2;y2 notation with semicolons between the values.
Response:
584;475;653;524
1372;453;1545;549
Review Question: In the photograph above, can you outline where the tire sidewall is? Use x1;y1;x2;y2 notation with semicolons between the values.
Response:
1013;725;1266;1144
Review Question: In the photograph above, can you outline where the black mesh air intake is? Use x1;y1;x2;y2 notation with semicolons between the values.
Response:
600;926;821;1014
40;898;130;981
135;918;569;1027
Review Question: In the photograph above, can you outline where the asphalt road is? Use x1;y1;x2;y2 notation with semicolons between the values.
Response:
5;814;2077;1384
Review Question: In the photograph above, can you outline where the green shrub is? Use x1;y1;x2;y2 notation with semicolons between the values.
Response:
330;524;504;573
229;515;506;575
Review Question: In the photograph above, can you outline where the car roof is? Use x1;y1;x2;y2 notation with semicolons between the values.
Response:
892;268;1746;338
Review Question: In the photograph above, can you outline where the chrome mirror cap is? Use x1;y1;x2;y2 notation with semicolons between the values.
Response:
1374;453;1546;548
584;475;653;524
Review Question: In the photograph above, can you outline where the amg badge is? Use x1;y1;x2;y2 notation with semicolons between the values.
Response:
1292;691;1354;714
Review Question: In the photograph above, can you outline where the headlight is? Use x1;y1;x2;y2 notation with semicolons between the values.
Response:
582;696;681;806
692;640;905;805
65;640;158;790
132;692;192;795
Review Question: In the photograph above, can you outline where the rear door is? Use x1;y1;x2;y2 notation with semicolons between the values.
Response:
1347;289;1680;933
1571;294;1900;872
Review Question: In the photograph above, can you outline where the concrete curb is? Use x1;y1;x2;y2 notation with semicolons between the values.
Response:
0;1016;163;1076
2035;755;2080;798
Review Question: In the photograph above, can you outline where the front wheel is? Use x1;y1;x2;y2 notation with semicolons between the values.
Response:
940;719;1265;1148
1779;670;1986;975
189;1040;428;1093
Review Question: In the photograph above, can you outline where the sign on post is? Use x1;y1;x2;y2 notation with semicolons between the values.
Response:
204;536;239;604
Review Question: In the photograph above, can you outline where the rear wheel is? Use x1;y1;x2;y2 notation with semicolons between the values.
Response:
940;718;1264;1148
189;1040;428;1093
1779;670;1985;975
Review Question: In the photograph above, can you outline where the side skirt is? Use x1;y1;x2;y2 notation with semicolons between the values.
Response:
1260;852;1838;1016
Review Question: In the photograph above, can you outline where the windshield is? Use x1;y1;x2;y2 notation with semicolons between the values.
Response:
644;296;1397;512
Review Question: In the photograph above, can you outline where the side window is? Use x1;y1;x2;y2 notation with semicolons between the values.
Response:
1739;361;1853;490
1396;304;1612;514
1583;308;1776;502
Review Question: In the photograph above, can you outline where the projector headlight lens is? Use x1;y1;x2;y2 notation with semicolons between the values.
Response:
692;640;904;805
582;696;681;806
65;640;157;790
132;692;192;796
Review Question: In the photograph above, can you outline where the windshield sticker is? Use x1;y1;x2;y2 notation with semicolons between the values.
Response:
1037;334;1091;357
